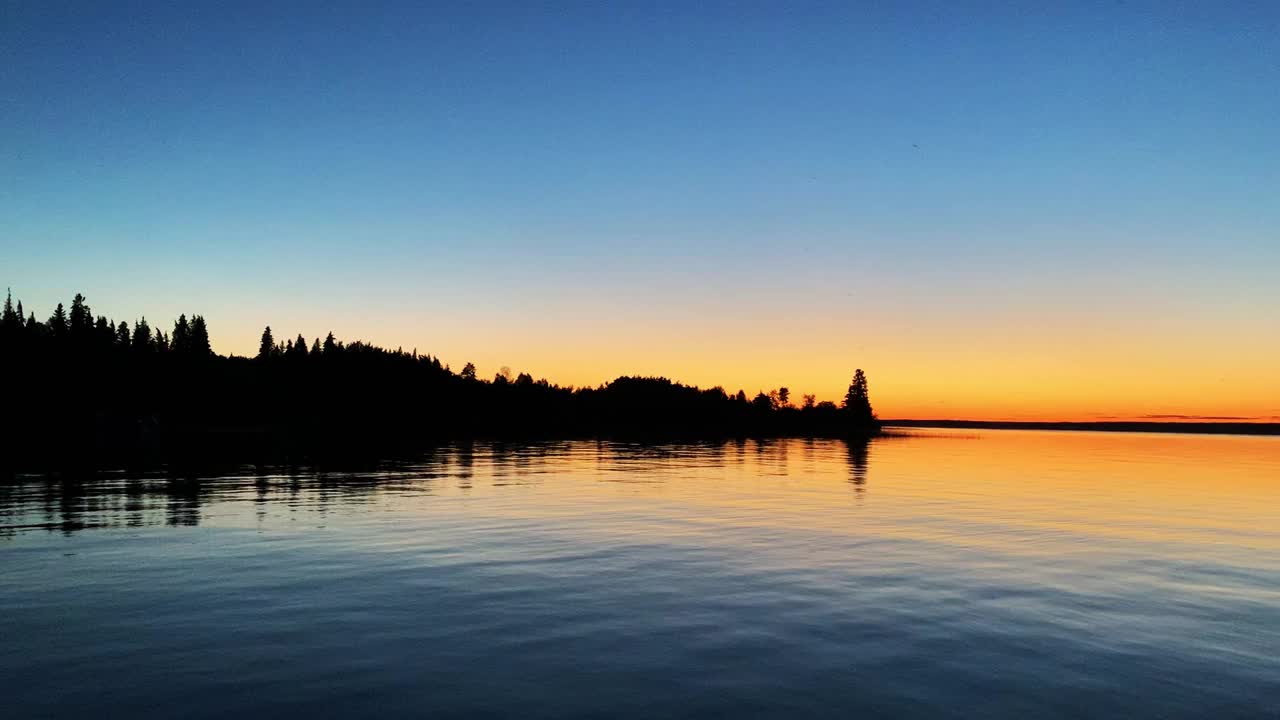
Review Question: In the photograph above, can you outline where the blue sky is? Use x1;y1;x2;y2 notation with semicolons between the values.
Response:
3;1;1278;416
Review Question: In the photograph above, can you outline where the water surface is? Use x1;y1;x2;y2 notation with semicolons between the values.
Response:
2;429;1278;718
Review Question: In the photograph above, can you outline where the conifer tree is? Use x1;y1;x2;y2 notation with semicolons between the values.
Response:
1;289;18;329
172;315;191;354
116;321;131;348
842;369;874;424
49;303;68;337
190;315;212;356
258;327;275;360
95;316;113;346
133;318;153;350
69;293;92;336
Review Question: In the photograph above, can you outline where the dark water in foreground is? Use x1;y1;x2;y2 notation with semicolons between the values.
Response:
2;429;1278;718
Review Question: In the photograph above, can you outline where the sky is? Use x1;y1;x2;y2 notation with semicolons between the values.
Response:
3;1;1278;421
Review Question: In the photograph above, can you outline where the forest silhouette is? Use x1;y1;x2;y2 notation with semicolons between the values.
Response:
1;292;878;469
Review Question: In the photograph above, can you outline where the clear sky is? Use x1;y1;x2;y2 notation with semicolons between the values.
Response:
4;1;1278;420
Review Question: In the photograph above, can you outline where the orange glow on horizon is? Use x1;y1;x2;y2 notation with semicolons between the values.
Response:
197;284;1279;424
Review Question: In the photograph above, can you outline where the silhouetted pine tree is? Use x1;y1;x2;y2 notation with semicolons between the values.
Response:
172;315;191;354
2;289;18;330
68;293;93;339
49;303;68;338
257;326;275;360
190;315;212;356
289;335;308;359
94;316;114;347
116;321;131;348
133;318;153;351
322;331;338;355
843;369;874;425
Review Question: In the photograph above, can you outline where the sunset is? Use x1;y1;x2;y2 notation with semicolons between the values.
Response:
3;3;1277;718
7;3;1277;421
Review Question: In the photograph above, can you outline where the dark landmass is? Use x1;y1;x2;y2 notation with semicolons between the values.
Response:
1;291;879;472
884;419;1280;436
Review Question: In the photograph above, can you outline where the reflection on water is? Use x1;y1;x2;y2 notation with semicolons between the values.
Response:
2;430;1278;718
0;438;877;536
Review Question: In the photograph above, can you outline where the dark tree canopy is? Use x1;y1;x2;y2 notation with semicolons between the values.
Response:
190;316;212;357
258;326;275;360
133;318;152;350
69;293;91;336
843;369;875;424
1;290;880;470
2;289;20;330
48;303;68;336
171;315;191;355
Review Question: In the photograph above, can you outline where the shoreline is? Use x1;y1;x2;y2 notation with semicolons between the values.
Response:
883;419;1280;436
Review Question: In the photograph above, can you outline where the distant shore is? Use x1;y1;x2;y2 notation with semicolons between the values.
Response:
883;420;1280;436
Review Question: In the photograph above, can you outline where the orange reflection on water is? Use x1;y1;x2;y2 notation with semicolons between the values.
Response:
353;430;1280;580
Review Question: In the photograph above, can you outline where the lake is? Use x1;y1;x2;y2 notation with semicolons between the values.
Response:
2;429;1277;718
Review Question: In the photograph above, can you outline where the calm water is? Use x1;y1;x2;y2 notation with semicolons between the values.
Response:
2;429;1278;718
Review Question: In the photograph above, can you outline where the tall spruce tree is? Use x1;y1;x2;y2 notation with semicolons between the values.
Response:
69;293;92;337
49;303;69;337
133;318;152;350
258;327;275;359
172;315;191;354
1;289;18;330
94;316;113;346
190;315;212;356
842;369;874;424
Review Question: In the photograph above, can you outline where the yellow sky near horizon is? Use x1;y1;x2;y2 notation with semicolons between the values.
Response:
207;297;1280;422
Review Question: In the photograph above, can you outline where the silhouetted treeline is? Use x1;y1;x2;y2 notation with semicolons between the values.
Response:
1;292;878;470
884;419;1280;436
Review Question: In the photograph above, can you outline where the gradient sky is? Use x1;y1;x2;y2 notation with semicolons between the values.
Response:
4;1;1278;420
